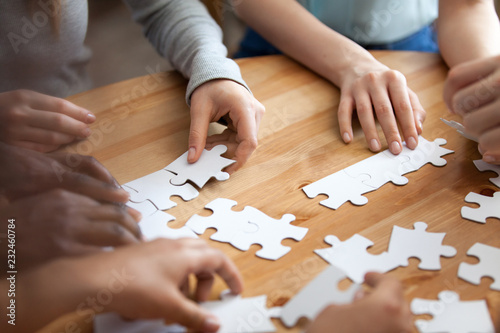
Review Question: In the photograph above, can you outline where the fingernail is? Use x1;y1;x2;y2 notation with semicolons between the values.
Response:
86;113;96;123
370;139;381;152
418;120;424;132
187;147;196;162
478;145;484;155
342;132;351;143
390;141;402;154
82;127;91;137
203;315;220;332
407;136;417;149
484;155;495;163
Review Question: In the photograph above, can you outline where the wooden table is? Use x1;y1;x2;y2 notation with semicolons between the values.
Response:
41;51;500;332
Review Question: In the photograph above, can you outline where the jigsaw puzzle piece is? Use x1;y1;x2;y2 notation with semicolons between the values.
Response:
201;290;278;333
123;170;199;210
279;265;360;328
139;210;198;240
387;222;456;270
344;151;410;188
126;199;158;217
461;191;500;223
474;160;500;188
314;234;399;283
458;243;500;291
186;198;248;242
230;208;307;260
303;170;376;210
411;290;494;333
398;137;454;171
165;145;236;188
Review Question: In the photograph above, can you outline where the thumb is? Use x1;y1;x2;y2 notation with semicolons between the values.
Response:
166;290;221;332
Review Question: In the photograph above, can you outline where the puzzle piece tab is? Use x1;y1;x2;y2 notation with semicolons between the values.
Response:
165;145;235;188
458;242;500;291
474;160;500;188
123;170;198;210
279;266;360;328
461;191;500;223
314;234;399;283
387;222;456;270
399;137;454;171
411;290;494;333
186;198;308;260
303;170;376;210
201;290;279;333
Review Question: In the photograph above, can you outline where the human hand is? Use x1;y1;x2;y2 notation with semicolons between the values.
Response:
189;79;265;173
82;238;242;332
307;273;412;333
443;55;500;164
338;63;425;155
0;189;142;272
0;142;129;203
0;89;95;152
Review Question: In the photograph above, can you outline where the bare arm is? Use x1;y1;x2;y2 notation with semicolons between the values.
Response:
438;0;500;67
235;0;426;155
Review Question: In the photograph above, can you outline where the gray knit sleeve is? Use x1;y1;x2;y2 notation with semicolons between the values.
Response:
122;0;250;105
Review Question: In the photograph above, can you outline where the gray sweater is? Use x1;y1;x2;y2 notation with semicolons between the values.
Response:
0;0;249;104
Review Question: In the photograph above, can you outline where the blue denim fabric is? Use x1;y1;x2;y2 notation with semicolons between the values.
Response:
234;24;439;58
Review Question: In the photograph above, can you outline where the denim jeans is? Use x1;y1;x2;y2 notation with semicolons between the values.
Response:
234;24;439;58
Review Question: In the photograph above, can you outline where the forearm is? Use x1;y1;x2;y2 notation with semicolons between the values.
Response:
123;0;249;104
234;0;382;87
1;260;90;332
438;0;500;67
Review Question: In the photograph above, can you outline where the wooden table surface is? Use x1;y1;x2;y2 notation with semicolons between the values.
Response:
41;51;500;332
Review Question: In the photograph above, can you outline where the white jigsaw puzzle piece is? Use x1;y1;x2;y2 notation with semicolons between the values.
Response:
411;290;494;333
279;266;360;328
186;198;307;260
201;290;277;333
461;191;500;223
458;242;500;291
165;145;236;188
303;170;376;210
474;160;500;188
139;210;197;240
123;170;199;210
344;150;410;188
126;199;158;217
94;313;185;333
398;137;454;171
387;222;456;270
314;234;399;283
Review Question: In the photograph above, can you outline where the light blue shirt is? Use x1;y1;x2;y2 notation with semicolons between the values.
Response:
298;0;438;44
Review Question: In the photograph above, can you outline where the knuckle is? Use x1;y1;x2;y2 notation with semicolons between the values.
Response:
376;103;393;117
386;69;405;83
53;113;66;128
366;72;379;83
356;103;373;115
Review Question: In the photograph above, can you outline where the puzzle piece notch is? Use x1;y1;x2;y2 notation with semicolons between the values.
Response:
201;290;277;333
123;170;199;210
411;290;494;333
474;160;500;188
387;222;457;270
345;151;410;188
314;234;399;283
279;265;361;328
165;145;236;188
458;242;500;291
186;198;307;260
461;191;500;223
139;210;198;240
303;170;376;210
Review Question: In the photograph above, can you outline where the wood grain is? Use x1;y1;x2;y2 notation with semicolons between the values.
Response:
40;51;500;332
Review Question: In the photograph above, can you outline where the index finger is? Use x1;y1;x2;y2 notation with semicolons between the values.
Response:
364;272;403;296
62;172;130;204
27;91;95;124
